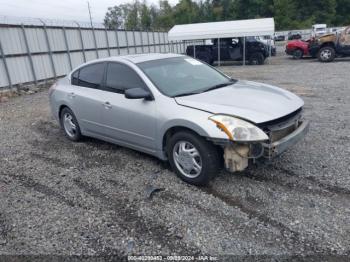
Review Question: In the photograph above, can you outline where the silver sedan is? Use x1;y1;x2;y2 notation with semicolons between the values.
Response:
49;53;309;185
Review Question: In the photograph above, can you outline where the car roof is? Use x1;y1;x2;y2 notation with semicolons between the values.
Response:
69;53;186;76
105;53;185;64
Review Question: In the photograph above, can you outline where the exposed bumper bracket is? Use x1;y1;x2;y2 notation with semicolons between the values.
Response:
262;120;310;159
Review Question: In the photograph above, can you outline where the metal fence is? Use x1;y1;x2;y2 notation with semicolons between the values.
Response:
0;17;187;90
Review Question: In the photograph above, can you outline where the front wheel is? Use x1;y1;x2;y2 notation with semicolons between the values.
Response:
318;46;335;62
60;107;82;141
292;49;303;59
249;53;265;65
167;131;221;186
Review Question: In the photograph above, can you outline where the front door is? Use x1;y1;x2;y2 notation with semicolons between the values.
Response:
229;38;242;60
339;27;350;54
99;62;157;153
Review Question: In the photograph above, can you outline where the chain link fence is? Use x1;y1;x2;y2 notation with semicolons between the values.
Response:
0;16;191;90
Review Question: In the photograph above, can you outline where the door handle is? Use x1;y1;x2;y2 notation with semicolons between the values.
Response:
68;92;75;98
103;101;112;109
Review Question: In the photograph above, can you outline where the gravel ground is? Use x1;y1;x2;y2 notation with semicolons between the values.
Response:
0;52;350;260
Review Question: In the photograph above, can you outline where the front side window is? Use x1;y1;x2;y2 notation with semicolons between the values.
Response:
71;70;79;85
138;56;234;97
105;63;146;93
76;63;105;89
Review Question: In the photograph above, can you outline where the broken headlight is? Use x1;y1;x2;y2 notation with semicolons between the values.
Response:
209;115;269;142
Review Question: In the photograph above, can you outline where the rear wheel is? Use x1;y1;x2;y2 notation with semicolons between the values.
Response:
318;46;335;62
249;52;265;65
292;49;303;59
167;131;221;186
60;107;82;141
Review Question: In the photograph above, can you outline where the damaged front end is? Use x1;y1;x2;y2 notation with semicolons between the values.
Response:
209;109;310;172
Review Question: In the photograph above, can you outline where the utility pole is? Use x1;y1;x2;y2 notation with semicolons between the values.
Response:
87;1;93;28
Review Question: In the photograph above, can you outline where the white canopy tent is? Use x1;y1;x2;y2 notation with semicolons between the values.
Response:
168;18;275;65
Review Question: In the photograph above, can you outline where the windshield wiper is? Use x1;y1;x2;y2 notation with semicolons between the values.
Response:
172;91;201;97
173;79;237;97
201;81;235;93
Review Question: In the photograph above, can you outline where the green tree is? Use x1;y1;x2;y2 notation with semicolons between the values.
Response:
197;0;215;22
149;4;160;29
294;0;334;27
154;0;174;30
104;0;350;32
334;0;350;25
104;4;130;29
125;1;140;30
273;0;298;30
140;1;152;30
173;0;200;25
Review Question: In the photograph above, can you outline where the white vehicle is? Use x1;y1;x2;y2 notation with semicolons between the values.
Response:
254;35;275;47
312;24;327;37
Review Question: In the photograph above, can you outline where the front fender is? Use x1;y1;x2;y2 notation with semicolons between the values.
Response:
156;106;230;153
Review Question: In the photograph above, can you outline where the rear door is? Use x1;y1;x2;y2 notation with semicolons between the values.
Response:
98;62;157;153
70;62;106;135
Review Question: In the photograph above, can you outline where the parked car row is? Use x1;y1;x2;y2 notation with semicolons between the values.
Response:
285;26;350;62
275;25;344;43
274;32;302;41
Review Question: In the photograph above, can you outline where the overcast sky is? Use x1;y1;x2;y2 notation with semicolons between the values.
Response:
0;0;179;24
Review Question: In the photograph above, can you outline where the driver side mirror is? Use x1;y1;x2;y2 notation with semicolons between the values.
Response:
125;87;153;100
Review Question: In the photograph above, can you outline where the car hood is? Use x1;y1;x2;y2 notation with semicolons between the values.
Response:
174;80;304;124
318;33;335;39
287;40;308;46
318;33;337;42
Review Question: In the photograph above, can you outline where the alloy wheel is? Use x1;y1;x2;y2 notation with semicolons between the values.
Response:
173;141;202;178
63;113;77;138
320;49;331;60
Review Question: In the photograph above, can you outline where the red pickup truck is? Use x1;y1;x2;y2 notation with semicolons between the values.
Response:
285;40;313;59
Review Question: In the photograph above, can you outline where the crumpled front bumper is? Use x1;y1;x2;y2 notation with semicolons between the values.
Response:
262;120;310;159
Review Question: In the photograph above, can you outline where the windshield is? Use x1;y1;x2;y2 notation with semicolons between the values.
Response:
137;57;235;97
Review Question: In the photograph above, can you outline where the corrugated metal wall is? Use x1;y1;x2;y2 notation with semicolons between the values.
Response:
0;23;187;89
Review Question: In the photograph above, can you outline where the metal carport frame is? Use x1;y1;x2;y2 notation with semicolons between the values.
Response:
168;18;275;66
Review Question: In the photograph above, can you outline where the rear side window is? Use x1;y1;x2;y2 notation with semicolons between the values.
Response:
71;70;79;85
105;63;146;93
74;63;105;89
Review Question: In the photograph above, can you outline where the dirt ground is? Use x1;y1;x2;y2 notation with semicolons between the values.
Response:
0;51;350;261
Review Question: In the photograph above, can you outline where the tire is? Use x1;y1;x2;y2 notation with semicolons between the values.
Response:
59;107;82;141
249;52;265;65
166;131;221;186
292;49;303;59
318;46;335;62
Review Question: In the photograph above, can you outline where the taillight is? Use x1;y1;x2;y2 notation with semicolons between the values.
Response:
48;82;57;96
